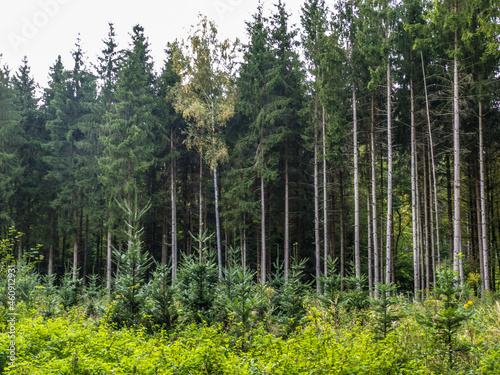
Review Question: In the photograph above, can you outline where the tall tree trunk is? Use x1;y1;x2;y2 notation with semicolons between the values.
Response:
314;123;321;293
48;210;55;276
285;154;290;281
367;190;373;297
106;224;112;294
453;28;464;284
261;176;266;284
371;96;379;296
446;154;454;262
411;79;419;297
214;166;222;279
322;106;328;280
83;214;89;282
424;145;430;292
73;232;78;281
479;101;489;291
421;51;441;272
476;175;484;294
385;48;393;284
340;170;345;290
353;82;360;280
199;154;203;261
171;130;178;281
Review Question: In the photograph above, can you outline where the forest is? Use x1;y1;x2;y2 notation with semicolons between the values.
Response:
1;0;500;373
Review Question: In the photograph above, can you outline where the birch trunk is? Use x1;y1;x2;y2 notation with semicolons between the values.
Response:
214;165;222;279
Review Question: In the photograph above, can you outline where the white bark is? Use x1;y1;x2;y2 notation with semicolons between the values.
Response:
371;97;379;297
314;124;321;293
353;81;360;280
479;101;489;291
385;50;393;284
453;31;464;285
411;79;419;297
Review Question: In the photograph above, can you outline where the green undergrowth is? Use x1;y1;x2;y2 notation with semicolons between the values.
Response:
1;300;500;374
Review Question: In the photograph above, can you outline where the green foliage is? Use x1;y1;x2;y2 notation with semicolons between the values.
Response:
143;262;177;330
175;230;220;324
220;247;259;333
418;267;473;365
371;282;403;339
270;258;310;331
58;269;82;310
107;198;151;327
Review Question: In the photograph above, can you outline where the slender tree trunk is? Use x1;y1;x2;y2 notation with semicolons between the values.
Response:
353;82;360;280
162;201;168;266
322;106;328;280
446;154;454;262
424;145;430;292
340;170;345;290
385;48;393;284
261;176;266;284
371;96;379;297
48;210;55;276
199;154;203;260
285;155;290;281
421;51;441;272
367;191;373;297
476;176;485;294
314;123;321;293
171;130;178;281
106;225;112;294
429;143;436;286
214;166;222;279
83;214;89;282
73;232;78;281
453;29;463;284
479;101;489;291
411;79;419;297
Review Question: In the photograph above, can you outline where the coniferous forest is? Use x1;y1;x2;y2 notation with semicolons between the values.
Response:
1;0;500;373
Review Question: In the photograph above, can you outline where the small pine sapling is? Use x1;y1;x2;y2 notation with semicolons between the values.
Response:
371;282;402;340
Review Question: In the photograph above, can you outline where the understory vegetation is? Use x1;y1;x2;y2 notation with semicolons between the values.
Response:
1;230;500;374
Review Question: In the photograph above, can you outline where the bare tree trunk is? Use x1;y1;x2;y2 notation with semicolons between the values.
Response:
446;154;454;263
261;176;266;284
421;51;441;273
385;49;393;284
453;28;464;284
340;170;345;290
73;232;78;281
371;96;379;297
353;82;360;280
214;166;222;279
83;214;89;282
479;101;489;291
411;79;419;297
322;106;328;280
106;224;112;294
285;155;290;281
424;145;430;292
429;143;436;287
476;176;485;294
171;130;178;281
314;123;321;293
199;154;203;261
367;191;373;297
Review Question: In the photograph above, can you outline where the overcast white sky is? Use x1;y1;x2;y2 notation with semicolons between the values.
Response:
1;0;306;89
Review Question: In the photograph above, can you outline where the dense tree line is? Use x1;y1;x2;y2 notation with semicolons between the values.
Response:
0;0;499;297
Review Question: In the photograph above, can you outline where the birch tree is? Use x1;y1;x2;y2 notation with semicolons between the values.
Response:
169;16;238;279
